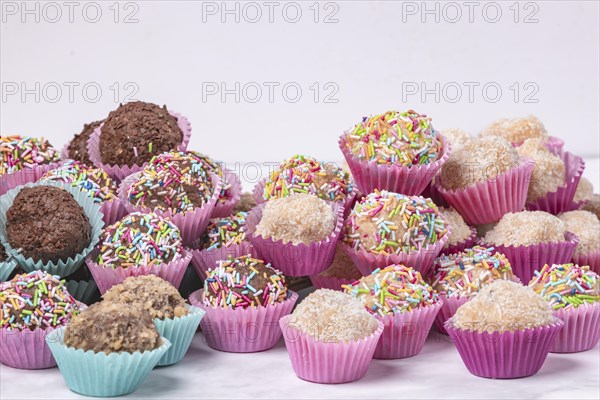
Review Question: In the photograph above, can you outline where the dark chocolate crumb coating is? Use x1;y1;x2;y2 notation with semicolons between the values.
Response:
99;101;183;167
67;120;103;164
6;186;91;263
64;301;161;354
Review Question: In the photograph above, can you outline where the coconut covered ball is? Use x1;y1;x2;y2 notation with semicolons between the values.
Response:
484;211;565;246
439;207;473;247
344;265;438;316
529;264;599;310
516;138;565;202
255;193;335;245
1;135;60;175
343;110;442;166
574;177;594;203
290;289;379;342
40;160;117;203
440;128;472;151
480;115;547;145
452;280;554;333
316;244;362;280
558;210;600;256
343;191;447;255
581;194;600;219
439;136;520;191
102;275;188;320
430;246;516;299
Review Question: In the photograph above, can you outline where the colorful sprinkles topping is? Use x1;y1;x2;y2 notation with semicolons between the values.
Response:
203;255;288;309
344;110;442;165
263;154;353;202
430;246;515;298
343;265;438;315
95;212;183;269
529;264;600;310
0;270;79;330
202;212;248;250
1;135;60;175
187;151;233;204
343;190;447;255
40;160;117;202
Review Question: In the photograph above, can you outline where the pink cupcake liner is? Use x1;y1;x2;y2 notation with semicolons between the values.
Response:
545;136;565;154
87;112;192;182
246;203;343;276
190;241;256;280
433;294;469;335
99;198;128;226
252;177;267;205
119;173;222;246
279;315;384;384
86;250;192;294
211;168;243;218
60;140;71;161
189;289;298;353
573;250;600;275
0;327;57;369
340;226;451;279
550;302;600;353
435;159;535;225
421;180;449;207
374;301;442;359
445;318;564;379
338;135;451;196
480;231;579;284
440;227;477;256
526;151;585;215
308;275;358;291
0;162;62;196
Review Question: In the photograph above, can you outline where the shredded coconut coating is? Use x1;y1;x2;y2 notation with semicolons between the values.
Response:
318;244;362;279
516;138;565;202
440;136;520;190
581;194;600;219
558;210;600;256
452;280;554;333
256;193;335;245
440;207;472;247
102;275;188;320
440;128;472;151
484;211;565;246
479;115;547;145
574;177;594;203
529;264;599;310
290;289;379;342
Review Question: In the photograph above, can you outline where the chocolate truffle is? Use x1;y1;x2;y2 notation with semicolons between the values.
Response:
439;207;473;247
343;110;442;166
558;210;600;257
95;212;183;269
574;177;594;203
529;264;599;310
290;289;379;342
1;135;60;175
581;194;600;219
67;120;103;164
127;151;213;214
6;186;92;263
255;193;335;245
480;115;547;145
64;301;161;353
187;152;234;205
99;101;183;167
103;275;187;320
233;192;256;213
430;246;516;299
201;212;247;250
452;280;554;332
316;244;361;280
343;191;447;255
40;160;117;203
202;255;288;309
0;270;80;330
440;136;520;190
484;211;565;246
440;128;472;151
344;265;438;315
516;138;565;202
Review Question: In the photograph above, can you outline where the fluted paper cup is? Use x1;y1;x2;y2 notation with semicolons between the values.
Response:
0;161;62;196
154;305;205;366
190;242;256;280
573;250;600;275
100;198;128;226
433;294;470;335
550;302;600;353
440;227;477;256
545;136;565;154
212;168;243;218
0;258;18;282
309;275;359;291
0;327;58;369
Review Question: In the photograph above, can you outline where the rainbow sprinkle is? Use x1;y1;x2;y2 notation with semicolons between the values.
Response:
344;110;441;165
529;264;600;310
40;160;117;202
187;151;233;204
202;212;248;250
1;135;60;175
0;270;80;330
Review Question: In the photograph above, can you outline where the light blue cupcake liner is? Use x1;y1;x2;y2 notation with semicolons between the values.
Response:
154;305;205;366
0;258;18;282
65;280;100;305
46;327;171;397
0;181;104;278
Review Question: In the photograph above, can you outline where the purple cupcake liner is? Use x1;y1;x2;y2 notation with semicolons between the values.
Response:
433;294;469;335
100;198;128;227
545;136;565;154
440;227;477;256
190;241;256;280
0;327;57;369
189;289;298;353
0;162;62;196
573;250;600;275
550;302;600;353
308;275;358;291
211;168;242;218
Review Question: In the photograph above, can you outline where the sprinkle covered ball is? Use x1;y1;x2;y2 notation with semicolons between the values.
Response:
1;135;60;175
40;160;117;203
201;211;247;250
529;264;599;310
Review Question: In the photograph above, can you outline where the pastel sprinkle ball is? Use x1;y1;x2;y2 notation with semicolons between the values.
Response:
0;270;79;331
203;255;288;309
343;190;447;255
188;151;232;204
1;135;60;175
202;211;248;250
529;263;600;310
343;264;438;316
430;246;515;299
95;211;183;269
344;110;442;166
263;154;353;202
128;151;214;214
40;159;117;202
